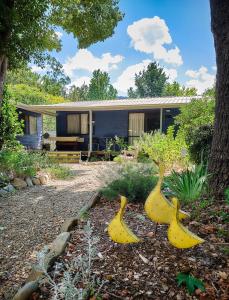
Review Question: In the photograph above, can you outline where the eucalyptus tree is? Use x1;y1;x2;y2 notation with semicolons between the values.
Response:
208;0;229;198
0;0;123;105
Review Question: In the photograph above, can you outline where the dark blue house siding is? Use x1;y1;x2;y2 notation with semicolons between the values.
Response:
162;108;180;133
56;111;89;150
17;109;43;149
56;108;179;151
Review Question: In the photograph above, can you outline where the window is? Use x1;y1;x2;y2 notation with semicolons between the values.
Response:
81;114;88;134
128;113;144;144
29;116;37;135
67;113;88;135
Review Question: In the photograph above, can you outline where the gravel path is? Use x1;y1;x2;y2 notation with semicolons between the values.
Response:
0;162;110;299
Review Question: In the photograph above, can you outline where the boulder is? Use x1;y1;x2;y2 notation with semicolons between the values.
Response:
39;175;48;185
25;177;33;187
32;178;41;186
0;189;8;197
12;178;27;190
4;184;15;193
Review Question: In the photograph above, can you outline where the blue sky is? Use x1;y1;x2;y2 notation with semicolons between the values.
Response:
35;0;216;96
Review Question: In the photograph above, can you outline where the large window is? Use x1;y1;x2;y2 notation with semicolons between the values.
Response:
128;113;144;144
67;113;88;135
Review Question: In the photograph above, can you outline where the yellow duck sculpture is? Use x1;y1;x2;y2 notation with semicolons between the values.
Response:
108;196;141;244
144;164;189;224
168;198;204;249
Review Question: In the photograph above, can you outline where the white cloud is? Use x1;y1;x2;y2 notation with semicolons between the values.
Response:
71;76;91;87
127;17;183;66
63;49;124;77
113;60;151;95
164;68;178;83
185;66;215;94
55;31;63;39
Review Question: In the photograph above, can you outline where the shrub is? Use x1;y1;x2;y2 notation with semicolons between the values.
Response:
100;162;158;203
135;126;189;169
186;125;213;165
164;164;209;203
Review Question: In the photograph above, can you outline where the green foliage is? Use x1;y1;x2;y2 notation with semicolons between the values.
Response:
176;273;205;295
46;165;73;180
164;164;209;203
187;125;213;165
100;163;157;203
8;84;66;105
163;81;197;96
0;87;23;149
87;69;117;100
128;62;168;98
68;84;89;101
114;136;127;151
175;98;215;136
0;1;123;70
127;87;138;98
225;187;229;206
0;149;49;177
135;127;188;169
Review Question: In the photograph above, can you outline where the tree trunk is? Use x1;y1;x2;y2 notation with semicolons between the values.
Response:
208;0;229;199
0;55;8;105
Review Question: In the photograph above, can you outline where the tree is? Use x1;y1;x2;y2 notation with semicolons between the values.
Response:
68;84;89;101
0;87;23;149
128;62;168;98
163;81;197;96
208;1;229;198
87;70;117;100
0;0;123;105
127;87;138;98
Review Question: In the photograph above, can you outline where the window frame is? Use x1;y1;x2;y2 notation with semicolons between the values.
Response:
67;113;89;135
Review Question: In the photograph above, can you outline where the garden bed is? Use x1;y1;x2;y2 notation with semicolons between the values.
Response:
38;197;229;300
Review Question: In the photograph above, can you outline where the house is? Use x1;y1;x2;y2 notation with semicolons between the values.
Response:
16;96;201;151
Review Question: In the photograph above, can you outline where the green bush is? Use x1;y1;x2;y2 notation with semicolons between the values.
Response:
100;163;158;203
0;149;51;178
186;125;213;165
135;127;189;169
164;164;209;203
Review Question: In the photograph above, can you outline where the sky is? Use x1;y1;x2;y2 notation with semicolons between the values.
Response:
33;0;216;96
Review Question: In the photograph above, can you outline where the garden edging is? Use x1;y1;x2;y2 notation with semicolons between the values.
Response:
12;191;100;300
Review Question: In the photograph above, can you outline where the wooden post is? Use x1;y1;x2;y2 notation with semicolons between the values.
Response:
89;110;93;152
160;108;163;133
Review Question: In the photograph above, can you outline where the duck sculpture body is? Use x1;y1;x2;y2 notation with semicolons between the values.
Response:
144;164;189;224
108;196;140;244
168;198;204;248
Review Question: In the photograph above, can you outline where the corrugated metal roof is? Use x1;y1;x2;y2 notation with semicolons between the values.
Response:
17;96;202;114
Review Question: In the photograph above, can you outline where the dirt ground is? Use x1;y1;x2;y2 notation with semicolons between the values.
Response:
41;198;229;300
0;162;111;299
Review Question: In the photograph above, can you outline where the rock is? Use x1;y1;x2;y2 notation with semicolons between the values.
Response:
39;175;48;185
32;178;41;185
12;178;27;190
4;184;15;193
0;189;8;197
61;217;78;232
12;281;39;300
25;177;33;187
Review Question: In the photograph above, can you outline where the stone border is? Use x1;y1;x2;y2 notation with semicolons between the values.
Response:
12;191;100;300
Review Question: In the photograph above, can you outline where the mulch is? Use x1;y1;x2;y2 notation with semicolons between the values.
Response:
38;197;229;300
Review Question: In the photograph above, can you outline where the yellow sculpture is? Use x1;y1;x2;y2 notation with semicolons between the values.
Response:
108;196;141;244
168;198;204;248
144;164;189;224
